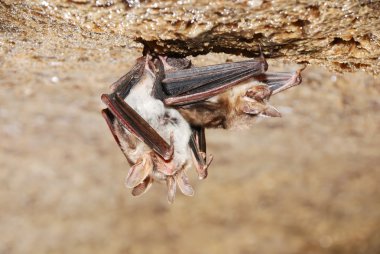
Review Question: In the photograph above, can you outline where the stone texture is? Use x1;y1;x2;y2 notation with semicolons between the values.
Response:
1;1;380;254
2;0;380;74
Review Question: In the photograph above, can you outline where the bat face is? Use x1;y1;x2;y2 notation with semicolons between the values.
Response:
101;52;304;203
172;70;303;129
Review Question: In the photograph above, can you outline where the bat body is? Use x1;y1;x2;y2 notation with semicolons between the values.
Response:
174;70;302;129
101;52;304;203
103;57;202;202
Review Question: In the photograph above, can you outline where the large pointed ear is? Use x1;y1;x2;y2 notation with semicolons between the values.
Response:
176;171;194;196
166;176;177;204
131;176;153;196
125;155;153;189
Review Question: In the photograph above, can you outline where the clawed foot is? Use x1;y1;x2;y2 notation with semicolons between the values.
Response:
194;152;213;180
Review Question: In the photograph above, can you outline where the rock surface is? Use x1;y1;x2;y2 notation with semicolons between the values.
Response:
1;1;380;254
1;0;380;74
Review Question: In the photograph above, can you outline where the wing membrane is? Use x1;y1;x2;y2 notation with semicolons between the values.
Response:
163;57;268;97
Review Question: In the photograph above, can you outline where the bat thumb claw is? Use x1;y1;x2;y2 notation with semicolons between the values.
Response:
163;132;175;161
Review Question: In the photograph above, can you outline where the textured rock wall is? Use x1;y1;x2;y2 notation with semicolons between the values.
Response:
1;0;380;74
1;1;380;254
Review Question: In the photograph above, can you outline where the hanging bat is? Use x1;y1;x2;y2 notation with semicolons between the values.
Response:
101;52;304;203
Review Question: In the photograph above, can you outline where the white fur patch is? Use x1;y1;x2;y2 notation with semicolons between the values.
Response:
124;69;192;168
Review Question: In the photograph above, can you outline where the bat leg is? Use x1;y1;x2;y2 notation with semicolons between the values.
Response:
189;127;213;179
101;94;174;161
194;126;207;153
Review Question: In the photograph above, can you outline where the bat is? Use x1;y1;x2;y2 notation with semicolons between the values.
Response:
101;51;304;203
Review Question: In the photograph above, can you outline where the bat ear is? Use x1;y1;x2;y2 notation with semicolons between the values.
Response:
166;176;177;204
131;176;153;196
125;155;153;189
262;105;281;118
176;171;194;196
245;85;272;101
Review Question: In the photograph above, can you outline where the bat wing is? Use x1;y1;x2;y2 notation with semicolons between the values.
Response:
162;56;268;106
110;57;146;98
101;94;173;160
163;63;304;106
102;57;174;161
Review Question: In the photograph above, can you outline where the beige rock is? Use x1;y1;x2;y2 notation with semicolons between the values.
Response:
1;1;380;254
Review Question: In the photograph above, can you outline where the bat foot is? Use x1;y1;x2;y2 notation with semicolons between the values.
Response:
191;150;213;180
197;152;213;180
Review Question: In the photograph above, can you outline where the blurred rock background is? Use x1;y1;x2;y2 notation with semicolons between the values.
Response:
1;1;379;254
